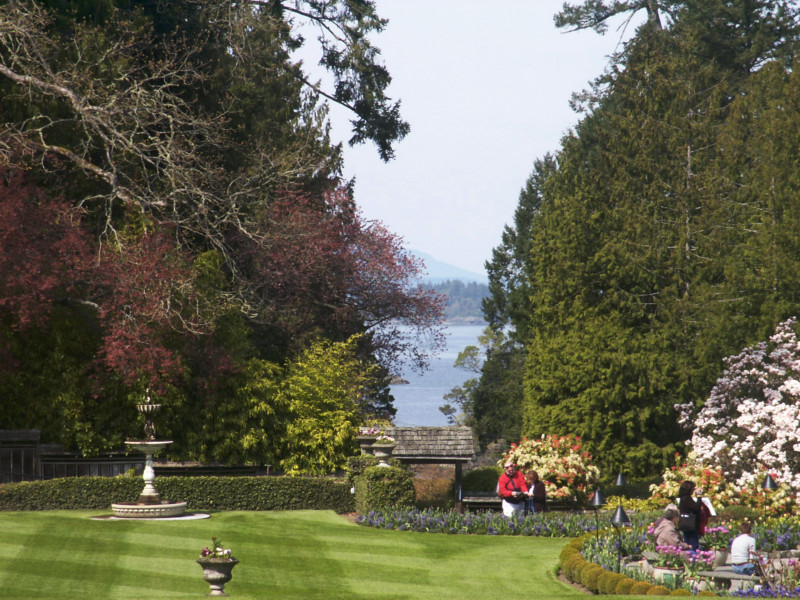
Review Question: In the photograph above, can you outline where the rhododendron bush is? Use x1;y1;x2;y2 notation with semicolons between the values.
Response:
500;434;600;504
675;318;800;507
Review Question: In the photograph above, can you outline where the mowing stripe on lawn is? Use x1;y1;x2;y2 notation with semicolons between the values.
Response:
0;510;586;599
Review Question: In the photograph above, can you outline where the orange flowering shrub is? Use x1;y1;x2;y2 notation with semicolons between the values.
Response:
649;452;796;515
500;434;600;504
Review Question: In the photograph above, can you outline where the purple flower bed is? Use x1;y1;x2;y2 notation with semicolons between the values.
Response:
357;507;654;537
731;587;800;598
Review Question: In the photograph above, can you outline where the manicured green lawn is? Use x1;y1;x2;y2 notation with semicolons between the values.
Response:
1;510;588;599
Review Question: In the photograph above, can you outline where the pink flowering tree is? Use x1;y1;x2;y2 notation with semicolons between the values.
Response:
676;318;800;507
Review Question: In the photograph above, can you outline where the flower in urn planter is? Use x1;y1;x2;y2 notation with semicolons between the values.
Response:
200;537;235;560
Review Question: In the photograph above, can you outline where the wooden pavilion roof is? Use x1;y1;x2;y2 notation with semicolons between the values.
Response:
383;426;476;463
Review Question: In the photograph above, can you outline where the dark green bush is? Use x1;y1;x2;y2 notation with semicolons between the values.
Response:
354;466;415;514
461;466;501;493
0;475;355;512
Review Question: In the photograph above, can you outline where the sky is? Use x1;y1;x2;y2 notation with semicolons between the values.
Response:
305;1;640;276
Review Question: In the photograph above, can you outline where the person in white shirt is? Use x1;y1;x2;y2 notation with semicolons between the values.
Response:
730;521;757;576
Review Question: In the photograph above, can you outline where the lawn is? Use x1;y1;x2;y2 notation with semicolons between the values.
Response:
1;510;589;600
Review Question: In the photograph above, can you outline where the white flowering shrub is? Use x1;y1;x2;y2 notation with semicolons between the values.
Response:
500;434;600;504
676;318;800;508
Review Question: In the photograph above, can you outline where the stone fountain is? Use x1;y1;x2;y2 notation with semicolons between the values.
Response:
111;394;187;518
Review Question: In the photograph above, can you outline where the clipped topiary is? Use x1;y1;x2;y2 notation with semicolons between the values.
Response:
630;581;653;595
615;577;638;595
599;572;624;595
581;565;606;593
354;466;415;514
562;554;584;581
670;590;691;596
647;585;671;595
697;592;717;597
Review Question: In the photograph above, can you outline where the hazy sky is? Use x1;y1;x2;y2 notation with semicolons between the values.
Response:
309;1;638;275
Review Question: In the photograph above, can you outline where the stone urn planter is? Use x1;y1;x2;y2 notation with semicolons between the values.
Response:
372;443;396;467
197;558;239;596
712;549;729;568
652;566;684;584
686;576;709;592
356;435;376;455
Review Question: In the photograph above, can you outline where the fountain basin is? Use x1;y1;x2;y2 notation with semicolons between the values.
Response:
125;440;172;454
111;501;188;518
109;439;187;518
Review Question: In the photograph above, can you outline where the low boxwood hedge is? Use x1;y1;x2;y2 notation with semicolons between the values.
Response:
0;475;355;512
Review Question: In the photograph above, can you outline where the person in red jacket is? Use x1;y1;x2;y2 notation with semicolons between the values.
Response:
498;460;528;517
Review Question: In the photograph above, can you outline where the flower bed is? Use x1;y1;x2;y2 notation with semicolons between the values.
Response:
357;507;654;537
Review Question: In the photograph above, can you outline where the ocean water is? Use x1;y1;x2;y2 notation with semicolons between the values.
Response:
390;324;485;426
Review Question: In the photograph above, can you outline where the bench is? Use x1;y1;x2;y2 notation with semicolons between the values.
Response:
635;557;760;592
460;493;578;513
695;567;760;592
461;493;501;512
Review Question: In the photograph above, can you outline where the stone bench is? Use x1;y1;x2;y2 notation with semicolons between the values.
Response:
694;568;759;592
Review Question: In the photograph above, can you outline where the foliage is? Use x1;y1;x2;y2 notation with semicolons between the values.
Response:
277;336;375;476
441;327;517;430
702;525;734;550
353;466;415;514
461;466;502;493
649;452;796;516
0;476;355;512
472;0;800;480
0;0;444;459
677;318;800;506
500;434;600;505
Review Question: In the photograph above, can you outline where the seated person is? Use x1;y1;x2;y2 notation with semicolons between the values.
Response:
654;508;690;549
730;521;757;576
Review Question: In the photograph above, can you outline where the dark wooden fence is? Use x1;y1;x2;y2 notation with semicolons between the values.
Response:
0;430;268;483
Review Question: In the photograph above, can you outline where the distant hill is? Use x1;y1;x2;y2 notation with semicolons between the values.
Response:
422;279;488;324
411;250;487;283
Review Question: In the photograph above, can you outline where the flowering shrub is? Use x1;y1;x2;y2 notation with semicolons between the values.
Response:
648;451;733;509
199;537;234;560
648;451;794;516
500;434;600;505
676;318;800;509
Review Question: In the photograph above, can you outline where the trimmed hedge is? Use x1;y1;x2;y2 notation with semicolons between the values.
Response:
354;466;415;514
615;578;638;595
0;475;355;512
647;585;671;595
631;581;654;595
462;466;501;493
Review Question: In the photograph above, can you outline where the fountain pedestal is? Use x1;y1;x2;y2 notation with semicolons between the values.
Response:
110;398;187;518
